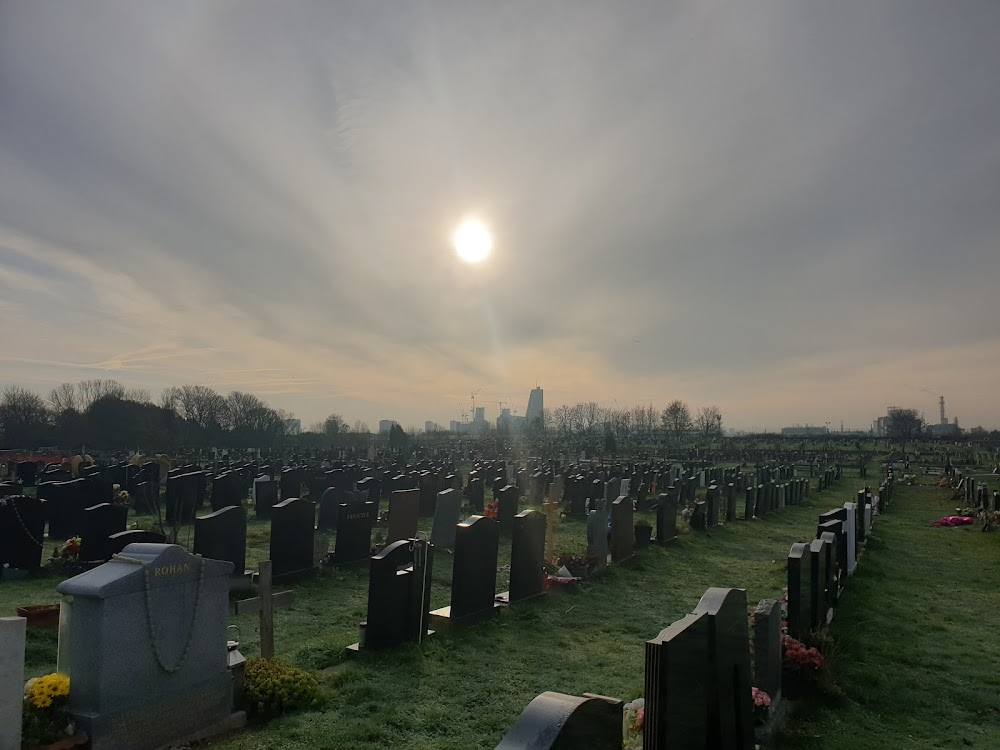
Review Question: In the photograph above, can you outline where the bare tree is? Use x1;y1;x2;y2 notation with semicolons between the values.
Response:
695;405;723;436
0;385;50;446
77;379;127;411
581;401;602;434
661;400;692;440
351;420;371;434
324;413;346;440
552;404;572;436
49;383;79;413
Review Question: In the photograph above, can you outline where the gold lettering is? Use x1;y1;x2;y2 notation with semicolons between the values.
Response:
153;563;193;576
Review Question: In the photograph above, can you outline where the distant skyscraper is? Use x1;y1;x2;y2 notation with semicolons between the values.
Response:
525;387;543;426
378;419;399;434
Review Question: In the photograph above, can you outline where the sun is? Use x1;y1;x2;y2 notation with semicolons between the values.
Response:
452;217;493;264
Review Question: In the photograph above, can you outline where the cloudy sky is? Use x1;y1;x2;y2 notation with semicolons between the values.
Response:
1;1;998;432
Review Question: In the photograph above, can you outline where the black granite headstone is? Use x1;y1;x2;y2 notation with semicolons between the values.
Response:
270;497;316;578
79;503;129;563
193;505;247;577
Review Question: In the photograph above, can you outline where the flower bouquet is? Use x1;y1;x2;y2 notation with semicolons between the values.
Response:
782;635;824;698
484;500;499;520
622;697;644;750
21;673;86;750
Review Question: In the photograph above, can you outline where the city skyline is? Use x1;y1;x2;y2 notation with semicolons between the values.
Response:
2;3;999;432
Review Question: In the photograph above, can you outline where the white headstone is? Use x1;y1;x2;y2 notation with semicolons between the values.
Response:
843;502;858;574
619;479;631;497
0;617;26;749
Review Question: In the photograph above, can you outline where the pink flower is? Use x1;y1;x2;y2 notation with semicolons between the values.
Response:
636;707;644;728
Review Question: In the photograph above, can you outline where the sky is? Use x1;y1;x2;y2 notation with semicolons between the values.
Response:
1;1;999;433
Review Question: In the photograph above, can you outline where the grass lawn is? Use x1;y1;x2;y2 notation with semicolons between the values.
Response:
8;472;989;748
776;481;1000;749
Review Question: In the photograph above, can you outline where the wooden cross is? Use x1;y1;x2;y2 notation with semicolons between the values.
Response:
234;560;294;659
542;499;560;563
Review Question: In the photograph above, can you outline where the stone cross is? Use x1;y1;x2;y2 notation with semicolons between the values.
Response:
542;499;559;562
234;560;294;659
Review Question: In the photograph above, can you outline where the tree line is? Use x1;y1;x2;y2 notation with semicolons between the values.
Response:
544;400;722;441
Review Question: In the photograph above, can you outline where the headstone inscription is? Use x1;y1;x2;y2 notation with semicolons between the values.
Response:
349;539;433;652
333;497;375;564
431;516;501;625
56;544;240;750
495;692;624;750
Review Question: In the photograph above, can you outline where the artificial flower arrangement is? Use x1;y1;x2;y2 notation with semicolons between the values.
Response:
52;538;80;560
21;673;80;748
751;687;772;725
483;501;499;520
622;697;644;750
782;635;824;676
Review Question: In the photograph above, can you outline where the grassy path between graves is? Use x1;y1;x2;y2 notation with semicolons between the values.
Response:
3;474;878;750
776;482;1000;750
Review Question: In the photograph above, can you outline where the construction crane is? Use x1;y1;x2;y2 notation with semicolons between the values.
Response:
471;388;482;418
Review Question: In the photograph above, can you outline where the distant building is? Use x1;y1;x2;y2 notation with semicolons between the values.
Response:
497;408;526;432
449;420;461;433
525;387;544;426
378;419;399;434
283;419;301;435
424;421;443;433
780;425;828;437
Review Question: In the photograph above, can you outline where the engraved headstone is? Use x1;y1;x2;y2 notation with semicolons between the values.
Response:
431;516;501;625
430;488;463;551
269;497;316;578
79;503;129;563
56;544;239;750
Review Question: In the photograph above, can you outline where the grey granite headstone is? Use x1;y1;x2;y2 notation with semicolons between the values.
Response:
496;691;623;750
430;488;462;551
843;502;858;574
753;600;782;702
56;544;238;750
586;509;609;573
0;617;26;749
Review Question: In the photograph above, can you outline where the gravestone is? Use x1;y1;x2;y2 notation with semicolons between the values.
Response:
817;531;839;613
808;537;830;630
753;600;782;702
586;509;609;573
193;505;248;580
496;692;623;750
349;539;433;652
842;502;858;574
654;491;678;544
610;496;634;562
387;489;420;545
431;516;501;625
692;587;754;749
106;530;167;557
79;503;129;563
254;478;278;519
430;488;462;551
333;498;375;564
689;501;707;531
467;477;485;512
279;468;304;502
497;484;518;535
786;543;813;640
644;612;710;748
57;544;240;750
500;510;546;604
817;512;848;581
0;495;46;570
1;617;26;749
270;497;316;578
316;487;342;532
725;484;737;523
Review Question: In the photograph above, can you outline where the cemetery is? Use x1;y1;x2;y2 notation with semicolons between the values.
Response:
1;447;998;749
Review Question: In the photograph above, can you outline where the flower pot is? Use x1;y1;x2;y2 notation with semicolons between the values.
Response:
23;732;88;750
634;525;652;548
16;604;60;629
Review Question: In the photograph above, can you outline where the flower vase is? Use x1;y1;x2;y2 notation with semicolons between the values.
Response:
567;563;588;579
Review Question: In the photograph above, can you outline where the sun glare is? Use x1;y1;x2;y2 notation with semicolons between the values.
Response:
452;217;493;264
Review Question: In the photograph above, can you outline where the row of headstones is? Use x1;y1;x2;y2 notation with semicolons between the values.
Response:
494;480;886;749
